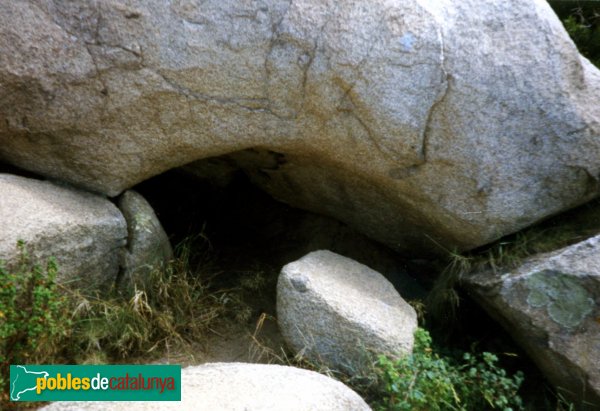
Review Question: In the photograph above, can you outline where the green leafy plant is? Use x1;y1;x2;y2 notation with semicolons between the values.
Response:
0;241;71;401
375;328;524;411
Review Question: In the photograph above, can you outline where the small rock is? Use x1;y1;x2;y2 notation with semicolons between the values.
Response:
39;362;371;411
277;250;417;373
118;190;172;289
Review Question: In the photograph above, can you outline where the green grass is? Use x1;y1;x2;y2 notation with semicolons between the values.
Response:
0;235;277;369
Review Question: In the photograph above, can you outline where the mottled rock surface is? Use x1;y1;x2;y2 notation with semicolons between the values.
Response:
118;190;172;289
277;250;417;372
40;362;371;411
0;174;126;290
463;235;600;408
1;0;599;254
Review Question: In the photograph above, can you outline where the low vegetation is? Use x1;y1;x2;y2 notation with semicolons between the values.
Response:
247;324;525;411
375;328;524;411
0;241;71;402
0;238;227;406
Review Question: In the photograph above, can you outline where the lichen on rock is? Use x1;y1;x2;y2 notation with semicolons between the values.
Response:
526;269;594;329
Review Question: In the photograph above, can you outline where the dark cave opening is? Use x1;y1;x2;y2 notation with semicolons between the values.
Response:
132;163;426;298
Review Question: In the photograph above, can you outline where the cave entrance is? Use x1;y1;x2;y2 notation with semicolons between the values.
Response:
133;150;424;298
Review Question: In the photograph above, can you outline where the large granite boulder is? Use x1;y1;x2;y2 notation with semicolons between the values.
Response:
40;362;371;411
277;250;417;373
462;235;600;408
1;0;599;254
0;174;126;290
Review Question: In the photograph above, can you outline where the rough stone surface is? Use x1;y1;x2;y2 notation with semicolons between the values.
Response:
277;250;417;372
1;0;600;254
462;235;600;408
118;190;172;289
0;173;127;290
39;362;371;411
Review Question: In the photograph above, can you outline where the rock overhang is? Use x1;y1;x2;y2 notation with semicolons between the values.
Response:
0;0;599;255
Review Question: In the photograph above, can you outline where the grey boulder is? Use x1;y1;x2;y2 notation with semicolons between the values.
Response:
117;190;173;289
0;0;599;254
277;250;417;373
0;173;126;290
463;235;600;408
